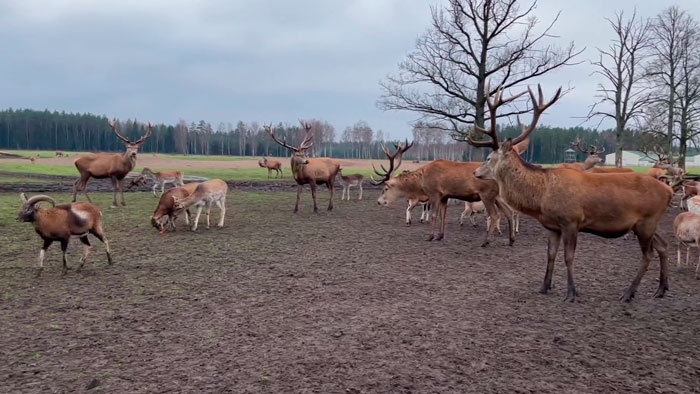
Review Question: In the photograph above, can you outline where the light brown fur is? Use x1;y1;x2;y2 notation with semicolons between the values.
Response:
151;182;200;232
258;157;283;178
172;179;228;231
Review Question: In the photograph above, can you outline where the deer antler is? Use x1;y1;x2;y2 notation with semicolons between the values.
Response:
511;84;562;147
467;81;526;150
640;145;664;162
109;119;131;144
370;139;413;185
132;122;153;145
590;144;605;155
571;137;589;154
266;123;301;152
297;120;314;152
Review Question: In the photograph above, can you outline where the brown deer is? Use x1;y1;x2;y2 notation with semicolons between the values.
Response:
151;182;200;233
55;151;64;158
338;169;364;200
641;145;684;181
558;138;604;171
258;157;283;178
132;168;185;197
172;179;228;231
372;141;515;246
470;83;673;302
72;120;152;208
266;121;341;213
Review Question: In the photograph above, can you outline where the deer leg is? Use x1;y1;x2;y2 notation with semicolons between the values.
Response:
78;236;91;271
60;239;69;276
562;229;579;302
216;199;225;228
341;186;346;201
205;203;212;229
406;200;415;226
540;230;561;294
621;230;655;302
435;199;448;241
119;179;126;206
481;198;500;247
294;185;302;213
327;180;334;211
695;245;700;279
494;198;515;246
191;205;203;231
91;227;112;265
359;184;363;200
36;239;52;278
310;182;319;213
152;183;158;197
427;198;441;241
80;176;93;203
161;182;166;196
515;213;520;234
185;209;191;225
677;239;682;267
459;205;471;226
652;233;670;298
72;178;81;202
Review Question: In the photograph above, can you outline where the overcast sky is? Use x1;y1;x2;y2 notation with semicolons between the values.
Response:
1;0;698;139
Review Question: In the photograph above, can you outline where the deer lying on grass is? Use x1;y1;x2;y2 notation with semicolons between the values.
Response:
73;120;152;207
266;121;341;213
338;169;364;200
673;212;700;278
133;168;185;197
17;193;112;277
258;157;283;178
151;182;200;233
172;179;228;231
469;83;675;302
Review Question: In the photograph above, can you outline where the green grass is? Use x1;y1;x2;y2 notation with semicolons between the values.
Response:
0;149;88;158
0;149;258;162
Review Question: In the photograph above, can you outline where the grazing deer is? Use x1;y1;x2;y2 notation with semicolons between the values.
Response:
258;157;283;178
55;151;64;157
469;82;673;302
266;121;341;213
151;182;200;233
338;169;364;200
133;168;185;197
17;193;112;277
172;179;228;231
673;212;700;279
72;120;152;208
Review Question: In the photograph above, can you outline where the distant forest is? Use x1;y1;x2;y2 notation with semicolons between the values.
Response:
0;108;685;164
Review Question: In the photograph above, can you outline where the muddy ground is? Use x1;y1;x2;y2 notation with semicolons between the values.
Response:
0;185;699;393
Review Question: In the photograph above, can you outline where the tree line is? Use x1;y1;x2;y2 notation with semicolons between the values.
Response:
1;107;688;164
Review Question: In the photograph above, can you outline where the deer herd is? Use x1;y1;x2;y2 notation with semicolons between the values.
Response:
14;83;700;303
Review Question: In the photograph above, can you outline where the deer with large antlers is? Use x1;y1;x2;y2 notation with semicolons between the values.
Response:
470;83;674;302
266;121;340;213
641;145;685;181
72;120;153;208
372;141;515;245
560;139;633;173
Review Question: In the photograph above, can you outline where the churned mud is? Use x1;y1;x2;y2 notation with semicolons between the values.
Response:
0;188;699;393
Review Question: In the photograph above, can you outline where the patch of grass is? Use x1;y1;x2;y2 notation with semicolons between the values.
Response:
0;162;79;177
0;150;89;158
156;153;256;162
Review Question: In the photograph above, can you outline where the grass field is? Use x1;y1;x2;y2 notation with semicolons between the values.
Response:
1;150;256;162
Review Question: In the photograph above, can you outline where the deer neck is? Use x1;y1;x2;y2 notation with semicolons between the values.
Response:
582;158;597;170
493;153;547;215
121;151;137;172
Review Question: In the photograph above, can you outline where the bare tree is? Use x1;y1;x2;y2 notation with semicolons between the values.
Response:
675;17;700;169
587;10;652;167
378;0;581;136
649;6;694;155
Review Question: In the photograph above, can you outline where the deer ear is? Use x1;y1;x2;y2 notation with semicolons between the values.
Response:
501;139;514;152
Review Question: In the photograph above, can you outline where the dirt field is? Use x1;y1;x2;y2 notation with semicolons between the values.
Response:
1;186;700;393
1;156;426;172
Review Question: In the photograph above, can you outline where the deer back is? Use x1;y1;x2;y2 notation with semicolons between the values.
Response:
421;160;496;201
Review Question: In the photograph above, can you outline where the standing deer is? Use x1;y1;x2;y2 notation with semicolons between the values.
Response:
266;121;341;213
338;169;364;200
172;179;228;231
258;157;283;178
55;151;64;158
673;212;700;278
133;168;185;197
72;120;152;208
470;83;673;302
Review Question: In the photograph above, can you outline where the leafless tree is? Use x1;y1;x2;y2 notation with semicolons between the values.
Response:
587;10;653;167
649;6;694;155
674;18;700;169
378;0;581;136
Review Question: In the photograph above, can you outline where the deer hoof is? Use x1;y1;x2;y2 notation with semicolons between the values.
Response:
653;286;668;298
434;233;444;241
426;234;435;242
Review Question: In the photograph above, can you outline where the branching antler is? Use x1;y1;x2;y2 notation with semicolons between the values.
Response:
109;119;130;144
370;140;414;185
109;119;153;145
467;81;526;150
640;144;667;163
512;85;562;147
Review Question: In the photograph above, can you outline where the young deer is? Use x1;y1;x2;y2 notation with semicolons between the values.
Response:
673;212;700;278
470;82;673;302
337;169;364;200
136;168;185;197
258;157;283;178
172;179;228;231
151;182;200;233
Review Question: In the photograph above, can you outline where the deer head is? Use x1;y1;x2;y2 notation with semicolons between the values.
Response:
266;121;314;168
472;82;561;180
110;119;153;159
640;145;671;168
571;137;605;167
370;140;414;205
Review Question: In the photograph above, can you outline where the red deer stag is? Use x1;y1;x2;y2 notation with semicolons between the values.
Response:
266;121;341;213
338;169;364;200
470;83;673;302
641;145;684;181
558;138;604;171
258;157;283;178
73;120;152;208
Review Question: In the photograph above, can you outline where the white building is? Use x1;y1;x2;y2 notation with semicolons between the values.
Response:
603;151;654;167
